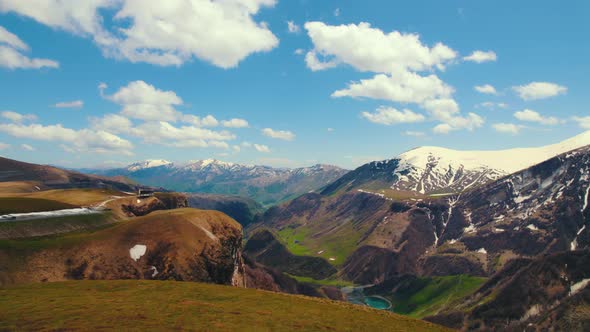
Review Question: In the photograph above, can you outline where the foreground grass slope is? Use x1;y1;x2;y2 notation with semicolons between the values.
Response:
0;280;451;331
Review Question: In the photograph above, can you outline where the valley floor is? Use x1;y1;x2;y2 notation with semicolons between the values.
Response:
0;280;451;332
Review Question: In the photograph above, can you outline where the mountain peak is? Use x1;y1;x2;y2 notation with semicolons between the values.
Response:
127;159;172;172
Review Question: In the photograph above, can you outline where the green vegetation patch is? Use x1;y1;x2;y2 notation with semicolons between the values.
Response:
0;197;76;214
387;275;487;318
287;274;355;288
276;223;362;266
0;280;451;331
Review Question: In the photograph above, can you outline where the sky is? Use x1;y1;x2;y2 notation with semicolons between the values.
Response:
0;0;589;170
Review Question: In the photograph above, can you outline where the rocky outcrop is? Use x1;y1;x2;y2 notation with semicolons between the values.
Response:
120;193;188;217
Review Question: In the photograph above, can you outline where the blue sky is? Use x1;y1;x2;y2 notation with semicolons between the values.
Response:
0;0;589;169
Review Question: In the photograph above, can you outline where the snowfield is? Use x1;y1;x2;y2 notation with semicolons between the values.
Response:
388;130;590;194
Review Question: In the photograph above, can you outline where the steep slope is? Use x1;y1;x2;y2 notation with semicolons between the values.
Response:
324;130;590;195
0;208;245;287
426;250;590;331
187;193;264;226
0;280;451;331
95;159;348;206
0;156;136;193
255;144;590;284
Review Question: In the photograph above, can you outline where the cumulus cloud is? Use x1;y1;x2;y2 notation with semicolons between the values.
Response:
1;110;37;123
572;116;590;129
0;122;134;155
474;84;497;95
361;106;424;125
463;50;497;63
432;113;484;134
332;71;454;104
221;118;249;128
262;128;295;141
493;123;523;135
54;100;83;108
0;26;59;69
294;48;304;55
287;21;300;33
21;143;35;151
0;0;279;68
90;113;133;134
305;50;338;71
514;109;562;125
304;22;457;73
254;143;270;153
512;82;567;101
106;80;182;122
130;121;235;148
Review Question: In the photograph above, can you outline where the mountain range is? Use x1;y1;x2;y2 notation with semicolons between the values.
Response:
88;159;348;206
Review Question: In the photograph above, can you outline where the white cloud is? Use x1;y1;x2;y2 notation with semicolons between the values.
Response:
332;71;454;104
403;131;425;137
21;143;35;151
90;114;133;134
54;100;83;108
232;145;241;152
0;25;27;50
0;142;10;150
287;21;300;34
130;121;235;148
361;106;424;125
0;0;279;68
0;25;58;69
294;48;304;55
463;50;497;63
492;123;523;135
254;143;270;153
512;82;567;101
572;116;590;129
474;84;497;95
1;110;37;123
477;102;508;110
432;113;484;134
305;50;338;71
304;22;457;73
327;127;334;132
514;109;562;125
262;128;295;141
333;8;340;17
183;114;219;127
221;118;249;128
107;80;182;122
0;122;133;155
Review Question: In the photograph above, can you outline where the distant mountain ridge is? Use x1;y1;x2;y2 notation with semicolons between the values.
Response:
324;130;590;195
91;159;348;206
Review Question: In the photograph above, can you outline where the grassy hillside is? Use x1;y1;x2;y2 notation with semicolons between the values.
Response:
0;280;451;331
368;275;487;318
0;197;76;214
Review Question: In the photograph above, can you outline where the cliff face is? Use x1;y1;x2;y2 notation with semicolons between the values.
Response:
0;209;245;287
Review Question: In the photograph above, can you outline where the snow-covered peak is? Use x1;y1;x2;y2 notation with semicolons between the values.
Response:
127;159;172;172
399;130;590;174
182;159;237;170
389;130;590;194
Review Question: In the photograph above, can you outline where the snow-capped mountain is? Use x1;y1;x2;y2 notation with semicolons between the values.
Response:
324;130;590;195
126;159;172;172
93;160;348;206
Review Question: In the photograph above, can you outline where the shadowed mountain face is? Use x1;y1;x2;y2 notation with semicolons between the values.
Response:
91;160;348;206
0;156;136;192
